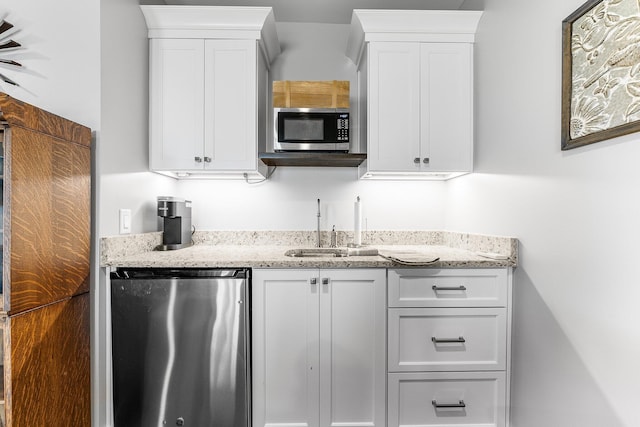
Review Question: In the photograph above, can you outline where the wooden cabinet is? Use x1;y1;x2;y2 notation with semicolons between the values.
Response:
252;268;386;427
141;6;279;179
387;268;512;427
347;10;482;180
0;94;91;427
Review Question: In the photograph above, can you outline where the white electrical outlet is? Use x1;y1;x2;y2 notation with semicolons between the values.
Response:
119;209;132;234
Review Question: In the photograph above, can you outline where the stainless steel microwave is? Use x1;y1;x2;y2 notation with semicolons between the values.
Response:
274;108;349;152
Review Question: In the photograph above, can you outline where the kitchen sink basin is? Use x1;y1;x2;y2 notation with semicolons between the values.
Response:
284;247;379;258
284;248;349;258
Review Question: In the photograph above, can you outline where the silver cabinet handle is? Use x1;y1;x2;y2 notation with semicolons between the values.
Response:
413;157;420;164
423;158;430;164
432;399;466;408
432;336;466;343
321;278;329;285
204;156;212;163
432;285;467;291
194;156;203;163
310;278;317;285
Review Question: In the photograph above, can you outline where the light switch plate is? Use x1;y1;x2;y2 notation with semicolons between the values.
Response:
119;209;132;234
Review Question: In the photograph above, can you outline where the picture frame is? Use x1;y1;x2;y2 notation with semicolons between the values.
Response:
562;0;640;150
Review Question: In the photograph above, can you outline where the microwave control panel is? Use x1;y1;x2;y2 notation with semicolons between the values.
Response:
337;113;349;142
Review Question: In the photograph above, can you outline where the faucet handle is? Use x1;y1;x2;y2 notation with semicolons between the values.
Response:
316;198;322;247
330;225;337;248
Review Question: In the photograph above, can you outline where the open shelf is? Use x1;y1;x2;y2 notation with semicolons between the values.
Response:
259;152;366;167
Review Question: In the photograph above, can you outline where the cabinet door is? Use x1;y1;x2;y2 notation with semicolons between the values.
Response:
252;269;320;427
7;294;90;426
367;42;420;172
149;39;205;171
319;269;386;427
204;39;257;171
419;43;473;172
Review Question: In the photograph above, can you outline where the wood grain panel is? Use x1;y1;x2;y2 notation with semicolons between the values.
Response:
273;80;350;108
0;93;90;147
0;93;91;427
7;127;90;315
5;294;90;427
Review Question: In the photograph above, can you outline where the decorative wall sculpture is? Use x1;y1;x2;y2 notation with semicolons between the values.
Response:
0;20;21;87
562;0;640;149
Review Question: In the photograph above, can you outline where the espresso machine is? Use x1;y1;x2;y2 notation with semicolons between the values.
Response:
156;196;193;251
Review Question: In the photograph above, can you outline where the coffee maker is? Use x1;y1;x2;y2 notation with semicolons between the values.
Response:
156;196;193;251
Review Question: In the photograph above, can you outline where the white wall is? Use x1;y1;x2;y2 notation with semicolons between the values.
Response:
99;0;176;238
446;0;640;425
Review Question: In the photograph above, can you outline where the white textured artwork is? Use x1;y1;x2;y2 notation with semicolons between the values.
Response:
570;0;640;139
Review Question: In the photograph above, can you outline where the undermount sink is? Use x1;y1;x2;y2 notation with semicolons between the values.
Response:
284;247;379;258
285;248;349;258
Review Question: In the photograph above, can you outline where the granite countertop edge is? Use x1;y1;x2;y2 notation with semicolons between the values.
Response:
101;231;518;269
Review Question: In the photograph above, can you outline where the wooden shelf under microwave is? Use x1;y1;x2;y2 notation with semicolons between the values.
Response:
258;152;366;167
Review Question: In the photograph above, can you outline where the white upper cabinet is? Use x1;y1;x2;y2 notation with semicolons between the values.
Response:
141;6;280;179
347;10;482;180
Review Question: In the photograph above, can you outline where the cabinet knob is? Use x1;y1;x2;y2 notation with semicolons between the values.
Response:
322;278;329;285
194;156;203;163
204;157;212;163
423;158;430;164
310;278;317;285
413;157;420;164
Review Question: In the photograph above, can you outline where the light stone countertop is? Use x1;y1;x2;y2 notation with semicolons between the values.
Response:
101;231;518;269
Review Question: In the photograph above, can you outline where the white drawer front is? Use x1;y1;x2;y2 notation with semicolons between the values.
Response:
388;308;506;372
388;372;506;427
388;269;508;308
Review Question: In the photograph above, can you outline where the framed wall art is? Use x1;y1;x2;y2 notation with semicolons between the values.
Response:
562;0;640;150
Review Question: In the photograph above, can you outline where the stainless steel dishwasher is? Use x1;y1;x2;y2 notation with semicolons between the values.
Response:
110;268;250;427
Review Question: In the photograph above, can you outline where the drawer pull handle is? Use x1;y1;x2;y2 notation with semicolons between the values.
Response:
432;399;466;409
432;285;467;291
432;336;466;343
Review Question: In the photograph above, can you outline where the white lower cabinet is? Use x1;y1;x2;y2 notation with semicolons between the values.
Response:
387;268;513;427
252;268;386;427
388;372;506;427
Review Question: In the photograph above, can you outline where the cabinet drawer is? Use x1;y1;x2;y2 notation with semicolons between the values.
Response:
388;269;508;308
388;308;506;372
388;372;506;427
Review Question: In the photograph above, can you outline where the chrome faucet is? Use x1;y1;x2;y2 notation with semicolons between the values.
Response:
316;198;321;248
